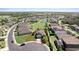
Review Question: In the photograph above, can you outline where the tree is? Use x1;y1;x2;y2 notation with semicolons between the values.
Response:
16;25;19;36
0;17;8;25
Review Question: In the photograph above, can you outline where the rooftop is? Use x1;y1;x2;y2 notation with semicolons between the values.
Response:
51;23;79;49
18;22;31;35
72;24;79;29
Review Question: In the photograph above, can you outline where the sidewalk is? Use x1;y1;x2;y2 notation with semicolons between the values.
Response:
36;39;42;43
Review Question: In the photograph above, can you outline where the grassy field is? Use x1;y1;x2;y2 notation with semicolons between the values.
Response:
15;34;36;44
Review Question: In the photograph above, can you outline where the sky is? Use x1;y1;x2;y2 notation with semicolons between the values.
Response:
0;8;79;12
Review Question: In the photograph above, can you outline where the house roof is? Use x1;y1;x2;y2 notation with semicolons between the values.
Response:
35;30;46;36
51;23;79;45
72;24;79;30
18;22;31;35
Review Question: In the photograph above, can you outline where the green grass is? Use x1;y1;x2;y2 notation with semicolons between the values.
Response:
30;19;46;32
15;34;36;44
50;36;57;51
43;36;49;46
46;28;57;51
0;40;5;49
43;35;57;51
44;27;57;51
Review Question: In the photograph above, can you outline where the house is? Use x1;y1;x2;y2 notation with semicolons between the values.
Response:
18;22;32;35
35;30;46;36
50;23;63;31
50;17;57;23
51;23;79;51
55;30;79;51
30;17;37;22
72;24;79;32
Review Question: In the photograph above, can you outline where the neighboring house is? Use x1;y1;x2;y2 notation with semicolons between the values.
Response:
51;23;79;51
18;22;31;35
35;30;46;36
55;30;67;38
5;22;14;27
71;24;79;32
50;17;57;23
30;17;37;22
50;23;63;31
56;30;79;51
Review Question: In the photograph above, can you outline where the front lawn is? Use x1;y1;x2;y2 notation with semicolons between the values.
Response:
15;34;36;44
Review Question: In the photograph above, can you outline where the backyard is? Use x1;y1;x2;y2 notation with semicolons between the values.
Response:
30;19;46;32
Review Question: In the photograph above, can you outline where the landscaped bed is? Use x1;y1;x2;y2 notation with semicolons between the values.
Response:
42;35;57;51
43;36;49;46
50;36;57;51
15;34;36;44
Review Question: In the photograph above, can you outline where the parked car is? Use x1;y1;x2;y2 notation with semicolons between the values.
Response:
20;43;25;46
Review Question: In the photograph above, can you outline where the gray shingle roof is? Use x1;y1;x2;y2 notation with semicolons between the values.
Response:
18;22;31;35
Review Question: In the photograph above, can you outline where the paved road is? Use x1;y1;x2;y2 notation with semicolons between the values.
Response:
7;24;20;51
7;23;49;51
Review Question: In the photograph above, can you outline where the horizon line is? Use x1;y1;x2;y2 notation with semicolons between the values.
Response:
0;8;79;12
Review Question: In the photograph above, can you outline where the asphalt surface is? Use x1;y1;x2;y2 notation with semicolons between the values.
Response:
8;25;20;51
7;24;49;51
